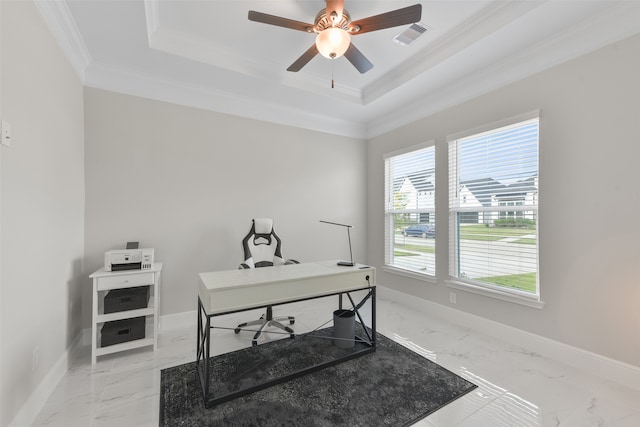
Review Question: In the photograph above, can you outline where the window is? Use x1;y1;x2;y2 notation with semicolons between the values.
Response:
384;144;436;276
448;113;539;301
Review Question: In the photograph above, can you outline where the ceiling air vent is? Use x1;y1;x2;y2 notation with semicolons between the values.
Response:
393;23;429;46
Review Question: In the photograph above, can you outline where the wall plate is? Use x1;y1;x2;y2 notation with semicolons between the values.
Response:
1;120;12;147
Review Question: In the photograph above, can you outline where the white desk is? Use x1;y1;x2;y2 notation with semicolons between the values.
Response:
196;260;376;407
198;260;375;315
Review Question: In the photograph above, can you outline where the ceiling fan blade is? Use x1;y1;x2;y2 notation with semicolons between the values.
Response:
344;43;373;74
326;0;345;23
248;10;313;32
349;4;422;35
287;44;319;72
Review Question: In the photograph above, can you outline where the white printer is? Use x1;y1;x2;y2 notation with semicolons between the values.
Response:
104;248;154;272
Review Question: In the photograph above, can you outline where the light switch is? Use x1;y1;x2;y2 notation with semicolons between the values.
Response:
1;120;11;147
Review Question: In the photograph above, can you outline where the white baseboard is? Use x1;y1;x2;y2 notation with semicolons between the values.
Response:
159;310;196;332
81;327;91;346
158;288;640;390
11;311;196;427
16;286;638;427
377;285;640;391
8;330;85;427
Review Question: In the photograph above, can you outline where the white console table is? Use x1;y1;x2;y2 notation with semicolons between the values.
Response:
89;263;162;364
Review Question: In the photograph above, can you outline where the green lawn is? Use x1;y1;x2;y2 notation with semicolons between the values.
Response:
392;225;537;292
394;243;435;254
513;237;536;245
396;225;536;243
459;224;535;242
476;272;537;293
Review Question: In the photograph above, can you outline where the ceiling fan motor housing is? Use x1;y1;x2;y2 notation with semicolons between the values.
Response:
313;9;352;32
248;3;422;73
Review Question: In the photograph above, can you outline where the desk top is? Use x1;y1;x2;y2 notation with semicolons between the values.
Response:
198;260;375;315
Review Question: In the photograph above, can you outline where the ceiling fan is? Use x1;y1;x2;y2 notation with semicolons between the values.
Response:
248;1;422;74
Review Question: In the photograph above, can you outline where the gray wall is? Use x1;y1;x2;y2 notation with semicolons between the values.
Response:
0;2;85;425
2;1;640;424
83;88;368;323
366;33;640;367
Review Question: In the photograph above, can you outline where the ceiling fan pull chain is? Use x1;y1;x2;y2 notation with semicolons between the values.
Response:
331;59;335;89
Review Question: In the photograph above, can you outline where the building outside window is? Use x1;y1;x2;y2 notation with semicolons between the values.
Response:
448;113;539;300
384;144;436;276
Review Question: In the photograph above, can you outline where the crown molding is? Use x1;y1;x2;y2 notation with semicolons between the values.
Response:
35;0;640;140
84;63;367;139
362;0;543;106
34;0;91;82
143;0;363;105
366;1;640;138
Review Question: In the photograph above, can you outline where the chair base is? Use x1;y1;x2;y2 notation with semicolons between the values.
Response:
234;306;295;346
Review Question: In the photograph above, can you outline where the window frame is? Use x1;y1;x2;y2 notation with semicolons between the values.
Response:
383;141;437;281
446;111;543;308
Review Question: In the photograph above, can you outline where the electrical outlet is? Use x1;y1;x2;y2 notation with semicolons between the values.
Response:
449;292;457;304
32;347;39;372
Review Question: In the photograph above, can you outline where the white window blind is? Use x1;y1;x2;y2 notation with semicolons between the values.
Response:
448;115;539;298
384;144;436;276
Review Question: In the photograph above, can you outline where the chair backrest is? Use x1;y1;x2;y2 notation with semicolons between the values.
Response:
240;218;286;269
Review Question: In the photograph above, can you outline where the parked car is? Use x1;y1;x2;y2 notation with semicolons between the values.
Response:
403;224;435;238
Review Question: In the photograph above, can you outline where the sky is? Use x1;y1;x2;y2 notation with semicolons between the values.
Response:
391;119;538;185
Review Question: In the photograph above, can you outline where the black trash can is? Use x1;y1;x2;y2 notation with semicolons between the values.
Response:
333;309;355;348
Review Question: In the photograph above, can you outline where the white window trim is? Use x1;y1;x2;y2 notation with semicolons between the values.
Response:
383;265;438;284
383;140;434;160
384;140;436;278
446;110;540;143
447;110;541;305
446;279;545;309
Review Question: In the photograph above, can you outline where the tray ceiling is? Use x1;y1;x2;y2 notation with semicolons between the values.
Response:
37;0;640;138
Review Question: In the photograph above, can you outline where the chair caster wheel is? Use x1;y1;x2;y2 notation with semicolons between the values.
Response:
252;341;258;347
289;320;295;325
289;334;295;339
234;328;241;334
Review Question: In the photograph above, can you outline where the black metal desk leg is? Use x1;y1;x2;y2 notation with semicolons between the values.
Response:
196;297;212;403
204;312;211;400
371;287;377;347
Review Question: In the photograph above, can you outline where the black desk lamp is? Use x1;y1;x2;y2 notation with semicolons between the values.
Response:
320;220;354;266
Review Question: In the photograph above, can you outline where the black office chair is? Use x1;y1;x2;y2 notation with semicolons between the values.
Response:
234;218;299;345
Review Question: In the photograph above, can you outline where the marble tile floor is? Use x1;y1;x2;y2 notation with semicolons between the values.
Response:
32;289;640;427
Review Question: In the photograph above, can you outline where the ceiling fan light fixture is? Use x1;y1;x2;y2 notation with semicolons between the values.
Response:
248;3;422;73
315;27;351;59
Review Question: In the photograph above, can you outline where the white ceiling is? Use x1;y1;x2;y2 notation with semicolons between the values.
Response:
37;0;640;138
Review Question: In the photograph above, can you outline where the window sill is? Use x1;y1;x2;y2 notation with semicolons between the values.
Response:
382;265;437;284
446;280;545;309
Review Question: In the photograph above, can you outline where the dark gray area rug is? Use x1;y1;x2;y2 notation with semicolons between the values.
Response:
160;328;477;426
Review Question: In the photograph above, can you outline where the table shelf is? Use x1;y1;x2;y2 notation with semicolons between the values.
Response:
90;263;162;364
97;307;155;323
95;321;155;356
